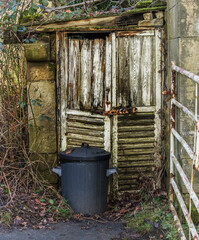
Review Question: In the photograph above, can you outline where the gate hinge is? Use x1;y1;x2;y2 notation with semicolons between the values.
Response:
162;89;171;102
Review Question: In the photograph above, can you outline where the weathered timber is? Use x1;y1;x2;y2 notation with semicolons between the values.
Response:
67;142;104;148
118;137;154;144
118;125;155;132
67;127;104;137
68;115;104;124
118;154;154;162
118;119;155;126
30;14;144;32
67;133;104;142
118;172;153;179
118;166;152;173
118;160;154;167
67;121;104;131
118;142;154;149
118;148;154;155
118;131;154;138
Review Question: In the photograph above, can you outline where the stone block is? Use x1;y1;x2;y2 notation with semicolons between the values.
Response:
167;3;180;39
31;153;58;171
28;62;55;82
155;11;164;19
29;126;57;153
28;81;56;127
50;34;56;61
143;13;153;20
138;18;163;27
179;1;199;37
40;169;58;184
28;80;57;154
24;43;50;62
179;38;199;70
167;0;178;10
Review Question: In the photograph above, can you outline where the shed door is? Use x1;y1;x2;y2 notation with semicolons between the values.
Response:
57;30;162;193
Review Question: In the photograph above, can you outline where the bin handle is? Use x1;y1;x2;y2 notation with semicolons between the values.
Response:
81;143;89;148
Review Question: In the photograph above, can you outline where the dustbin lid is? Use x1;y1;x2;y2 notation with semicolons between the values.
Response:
60;143;111;162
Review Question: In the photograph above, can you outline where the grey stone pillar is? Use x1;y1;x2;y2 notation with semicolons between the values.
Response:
24;35;58;184
167;1;199;194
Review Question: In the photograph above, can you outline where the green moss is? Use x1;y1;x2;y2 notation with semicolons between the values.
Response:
49;62;55;72
135;0;153;8
126;197;180;239
126;6;166;14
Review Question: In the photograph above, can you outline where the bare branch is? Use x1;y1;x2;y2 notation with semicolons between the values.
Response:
44;0;103;13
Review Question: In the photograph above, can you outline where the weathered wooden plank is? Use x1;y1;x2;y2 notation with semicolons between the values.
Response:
117;37;130;106
118;112;155;120
104;35;112;152
118;154;154;162
118;166;153;173
67;127;104;137
118;172;153;180
80;39;92;109
118;137;154;144
118;142;154;149
118;119;155;126
66;109;104;118
92;39;104;109
141;36;153;106
58;32;68;150
67;133;104;142
118;148;154;155
119;160;154;167
68;39;80;109
129;36;142;106
118;125;155;132
67;121;104;131
118;131;155;138
68;115;104;124
67;141;104;148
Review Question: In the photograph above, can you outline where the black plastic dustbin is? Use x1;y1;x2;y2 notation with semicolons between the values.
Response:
58;143;113;215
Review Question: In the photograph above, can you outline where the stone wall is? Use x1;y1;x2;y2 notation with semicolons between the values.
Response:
167;1;199;194
24;34;58;185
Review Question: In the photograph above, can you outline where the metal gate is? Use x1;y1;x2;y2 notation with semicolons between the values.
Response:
56;29;163;193
170;62;199;239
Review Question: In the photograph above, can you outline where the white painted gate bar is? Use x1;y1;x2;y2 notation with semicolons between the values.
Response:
170;61;199;240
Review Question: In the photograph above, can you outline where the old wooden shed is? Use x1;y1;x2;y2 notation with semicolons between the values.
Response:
25;7;165;195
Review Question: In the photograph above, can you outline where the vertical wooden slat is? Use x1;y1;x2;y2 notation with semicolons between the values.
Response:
68;39;80;109
80;39;92;109
129;36;141;106
117;37;130;107
92;39;104;109
104;35;112;152
141;36;153;106
112;33;119;196
57;32;68;151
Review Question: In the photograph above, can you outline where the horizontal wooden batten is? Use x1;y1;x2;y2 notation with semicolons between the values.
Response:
118;125;155;132
118;172;153;180
118;160;154;167
118;137;154;144
118;131;154;138
67;133;104;143
118;166;153;173
118;119;155;126
67;122;104;131
119;142;154;149
118;154;154;162
68;115;104;125
67;128;104;137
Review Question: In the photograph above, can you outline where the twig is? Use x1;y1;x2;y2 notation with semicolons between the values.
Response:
44;0;102;13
